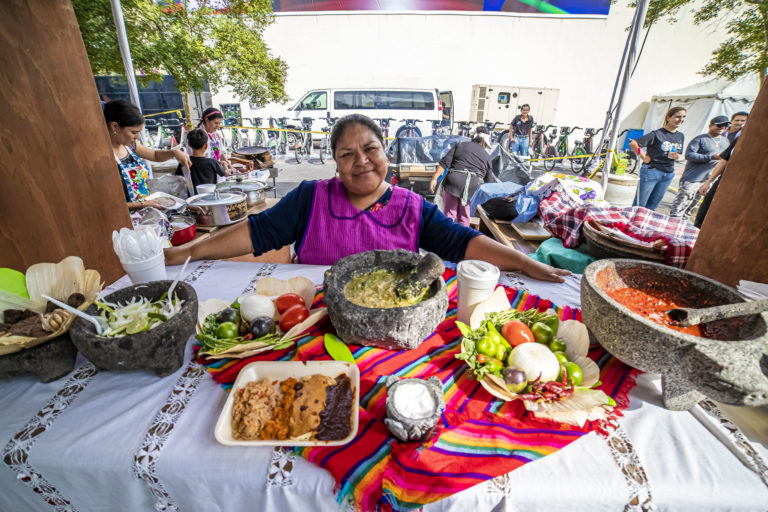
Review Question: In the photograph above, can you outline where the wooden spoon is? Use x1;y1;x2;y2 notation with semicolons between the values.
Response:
666;298;768;327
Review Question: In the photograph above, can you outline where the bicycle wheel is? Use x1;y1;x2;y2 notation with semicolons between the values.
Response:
570;146;587;174
498;132;510;151
254;130;264;147
293;134;303;163
543;145;558;172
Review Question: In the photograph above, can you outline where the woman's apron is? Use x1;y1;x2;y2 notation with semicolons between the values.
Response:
114;146;150;202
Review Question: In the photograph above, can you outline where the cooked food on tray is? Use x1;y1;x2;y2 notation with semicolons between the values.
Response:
231;373;354;441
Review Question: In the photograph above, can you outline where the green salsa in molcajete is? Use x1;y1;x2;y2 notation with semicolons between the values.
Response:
344;269;429;308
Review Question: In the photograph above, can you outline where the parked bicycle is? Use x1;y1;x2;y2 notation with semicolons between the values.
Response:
455;121;472;138
244;117;268;147
294;117;316;164
396;119;422;138
267;117;300;156
584;128;640;179
318;114;337;164
374;118;395;148
570;128;603;174
483;121;506;145
543;126;580;172
531;125;557;166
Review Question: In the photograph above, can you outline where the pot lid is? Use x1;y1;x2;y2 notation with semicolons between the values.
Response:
217;180;266;192
187;192;246;206
233;146;269;156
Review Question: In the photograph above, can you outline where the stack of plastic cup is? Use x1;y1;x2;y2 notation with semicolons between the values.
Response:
121;252;166;285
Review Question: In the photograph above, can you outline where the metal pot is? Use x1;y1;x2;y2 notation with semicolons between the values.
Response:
186;191;247;227
216;180;267;207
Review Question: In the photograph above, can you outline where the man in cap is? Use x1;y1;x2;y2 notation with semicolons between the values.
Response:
668;115;731;219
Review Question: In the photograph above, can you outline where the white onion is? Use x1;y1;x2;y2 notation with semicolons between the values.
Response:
508;343;560;382
239;294;275;323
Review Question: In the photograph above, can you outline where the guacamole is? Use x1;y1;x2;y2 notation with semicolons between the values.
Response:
344;269;428;308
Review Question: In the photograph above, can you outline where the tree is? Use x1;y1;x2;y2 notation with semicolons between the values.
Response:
72;0;288;121
638;0;768;86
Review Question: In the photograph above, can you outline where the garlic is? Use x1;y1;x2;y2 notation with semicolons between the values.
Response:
41;309;71;332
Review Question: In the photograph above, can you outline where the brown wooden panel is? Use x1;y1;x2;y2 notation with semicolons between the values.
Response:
686;80;768;287
0;0;130;282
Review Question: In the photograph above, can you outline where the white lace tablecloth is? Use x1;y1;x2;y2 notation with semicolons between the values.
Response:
1;260;767;512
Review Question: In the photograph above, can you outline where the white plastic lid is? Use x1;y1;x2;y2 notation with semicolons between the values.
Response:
456;260;500;288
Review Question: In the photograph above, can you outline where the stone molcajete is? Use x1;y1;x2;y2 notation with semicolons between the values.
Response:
581;259;768;411
323;250;448;351
384;375;445;442
70;280;198;377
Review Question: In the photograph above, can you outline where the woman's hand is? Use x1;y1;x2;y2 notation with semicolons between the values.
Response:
641;154;651;164
668;151;681;161
142;199;165;210
174;149;192;169
521;259;571;283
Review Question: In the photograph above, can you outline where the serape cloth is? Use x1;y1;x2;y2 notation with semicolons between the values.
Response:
196;270;639;511
538;181;699;267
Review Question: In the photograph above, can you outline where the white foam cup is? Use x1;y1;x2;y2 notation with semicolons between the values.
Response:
197;184;216;194
121;252;167;285
456;260;500;325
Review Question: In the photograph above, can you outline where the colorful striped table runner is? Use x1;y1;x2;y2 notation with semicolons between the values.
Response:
196;269;639;511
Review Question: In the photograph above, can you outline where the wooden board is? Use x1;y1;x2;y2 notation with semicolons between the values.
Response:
686;80;768;286
0;0;130;283
509;221;553;241
476;206;541;255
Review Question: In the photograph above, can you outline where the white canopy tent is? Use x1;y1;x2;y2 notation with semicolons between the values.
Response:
642;75;758;145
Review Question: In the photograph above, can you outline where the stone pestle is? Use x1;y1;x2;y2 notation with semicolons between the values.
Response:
395;252;445;302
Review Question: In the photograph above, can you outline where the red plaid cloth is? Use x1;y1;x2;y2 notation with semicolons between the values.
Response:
539;182;699;267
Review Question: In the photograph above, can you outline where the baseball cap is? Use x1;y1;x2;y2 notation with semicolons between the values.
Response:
710;115;731;126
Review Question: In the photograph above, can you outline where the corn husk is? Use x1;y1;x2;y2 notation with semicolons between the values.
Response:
468;287;511;330
253;276;316;312
0;257;103;356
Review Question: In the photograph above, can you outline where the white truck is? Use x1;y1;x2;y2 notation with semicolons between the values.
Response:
469;84;559;128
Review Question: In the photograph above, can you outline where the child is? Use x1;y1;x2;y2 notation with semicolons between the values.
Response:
176;128;229;193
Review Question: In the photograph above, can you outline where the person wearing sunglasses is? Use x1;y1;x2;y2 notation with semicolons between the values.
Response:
668;115;731;219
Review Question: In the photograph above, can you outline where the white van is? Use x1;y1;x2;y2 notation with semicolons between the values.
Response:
282;88;453;138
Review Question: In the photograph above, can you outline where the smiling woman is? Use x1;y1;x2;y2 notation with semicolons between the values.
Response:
164;114;570;283
104;100;192;210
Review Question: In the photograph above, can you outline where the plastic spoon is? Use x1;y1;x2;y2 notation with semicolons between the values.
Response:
165;256;191;313
41;294;107;335
666;298;768;327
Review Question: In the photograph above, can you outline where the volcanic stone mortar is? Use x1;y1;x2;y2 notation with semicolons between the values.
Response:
581;259;768;410
384;375;445;442
323;250;449;351
0;332;77;383
70;281;197;377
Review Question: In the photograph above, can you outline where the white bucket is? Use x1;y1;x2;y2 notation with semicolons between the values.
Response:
121;252;166;285
601;173;639;208
456;260;500;325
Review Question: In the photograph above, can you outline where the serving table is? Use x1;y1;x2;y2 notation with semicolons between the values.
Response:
1;261;766;512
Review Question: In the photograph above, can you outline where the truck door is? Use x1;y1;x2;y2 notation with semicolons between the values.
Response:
440;90;453;131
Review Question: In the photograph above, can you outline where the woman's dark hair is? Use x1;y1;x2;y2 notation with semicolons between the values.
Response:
104;100;144;128
473;125;489;135
198;107;224;128
471;134;485;144
520;104;530;110
187;128;208;150
330;114;384;158
664;106;687;123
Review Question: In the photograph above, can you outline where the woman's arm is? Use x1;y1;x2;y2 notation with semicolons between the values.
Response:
134;143;192;168
430;165;445;193
629;140;650;163
464;235;570;283
164;219;253;265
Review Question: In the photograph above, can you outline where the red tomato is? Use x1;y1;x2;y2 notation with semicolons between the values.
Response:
501;320;535;347
279;304;309;332
275;293;306;314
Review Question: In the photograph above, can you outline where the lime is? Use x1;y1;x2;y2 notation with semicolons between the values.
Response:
564;362;583;386
549;338;567;353
553;351;569;365
126;317;149;335
216;321;239;339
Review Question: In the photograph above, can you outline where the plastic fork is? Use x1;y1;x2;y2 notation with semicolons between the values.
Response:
42;294;108;335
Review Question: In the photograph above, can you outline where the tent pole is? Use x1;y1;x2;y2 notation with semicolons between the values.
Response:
602;0;650;191
109;0;151;168
587;4;641;177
